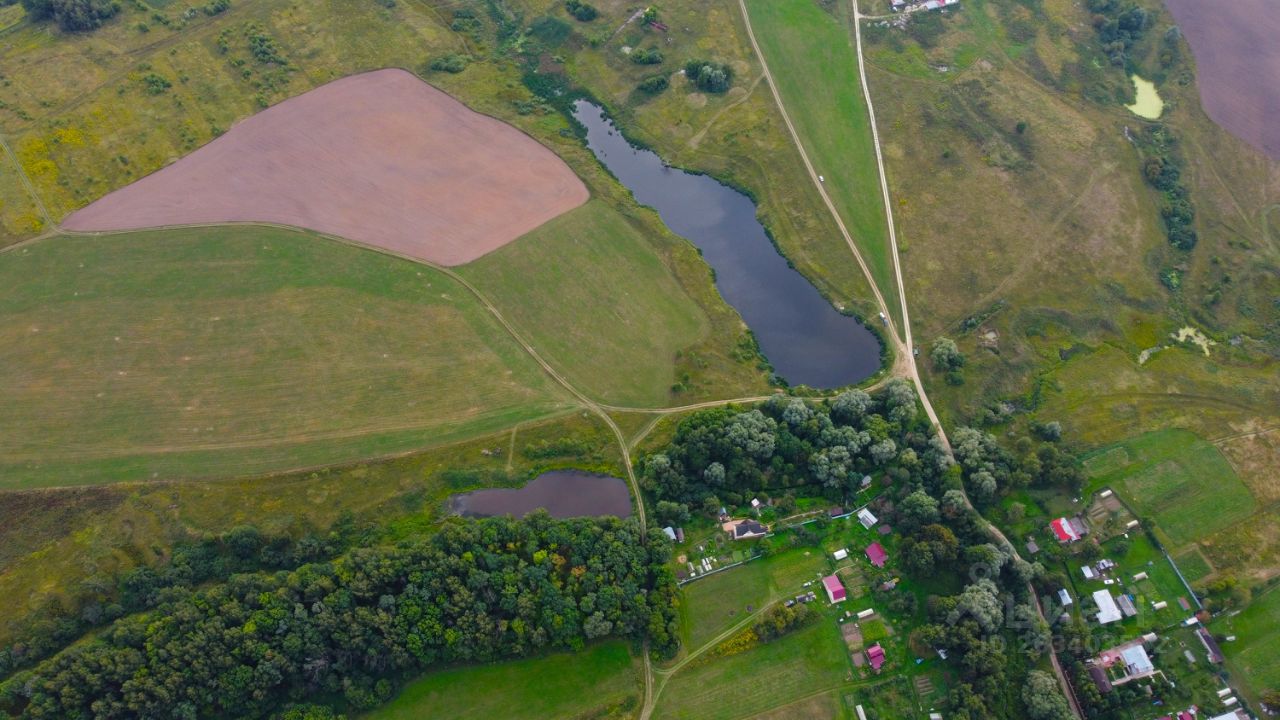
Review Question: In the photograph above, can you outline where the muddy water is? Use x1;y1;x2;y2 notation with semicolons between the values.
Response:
1126;75;1163;119
572;100;882;389
449;470;633;518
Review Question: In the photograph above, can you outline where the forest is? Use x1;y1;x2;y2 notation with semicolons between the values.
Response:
0;514;676;719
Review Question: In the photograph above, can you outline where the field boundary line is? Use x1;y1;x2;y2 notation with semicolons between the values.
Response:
0;128;53;230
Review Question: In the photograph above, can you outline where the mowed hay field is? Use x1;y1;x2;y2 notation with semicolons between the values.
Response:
654;619;850;720
1082;430;1256;547
368;641;640;720
741;0;898;325
0;226;571;488
679;550;826;650
460;200;769;407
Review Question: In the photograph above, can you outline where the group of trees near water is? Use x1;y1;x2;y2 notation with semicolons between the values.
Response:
642;381;1078;518
0;514;676;719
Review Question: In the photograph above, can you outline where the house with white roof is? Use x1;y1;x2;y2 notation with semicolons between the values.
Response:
1093;590;1122;624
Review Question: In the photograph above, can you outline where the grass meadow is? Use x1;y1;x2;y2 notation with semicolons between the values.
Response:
678;548;827;650
742;0;898;328
368;641;641;720
1212;583;1280;703
460;200;768;407
0;225;571;488
1082;429;1256;547
654;619;850;720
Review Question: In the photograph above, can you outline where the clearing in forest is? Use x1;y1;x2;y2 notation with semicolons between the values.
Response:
62;69;588;266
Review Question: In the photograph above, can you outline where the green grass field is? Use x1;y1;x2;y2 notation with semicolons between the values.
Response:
1213;584;1280;704
679;549;827;650
0;226;571;488
368;641;640;720
743;0;898;327
460;200;766;407
654;619;850;720
1082;429;1257;547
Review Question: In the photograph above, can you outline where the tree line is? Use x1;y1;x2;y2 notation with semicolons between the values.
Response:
0;514;677;719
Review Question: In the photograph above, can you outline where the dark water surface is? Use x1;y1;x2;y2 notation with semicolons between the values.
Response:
449;470;633;519
573;100;881;388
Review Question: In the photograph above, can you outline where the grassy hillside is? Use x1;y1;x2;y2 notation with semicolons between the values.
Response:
460;200;769;407
742;0;899;327
855;0;1279;568
0;411;623;650
368;641;640;720
0;226;571;487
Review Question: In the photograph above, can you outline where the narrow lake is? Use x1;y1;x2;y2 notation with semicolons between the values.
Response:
573;100;882;389
449;470;633;519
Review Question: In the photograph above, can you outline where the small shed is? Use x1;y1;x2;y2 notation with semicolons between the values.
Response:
833;548;849;561
1058;588;1073;606
1133;571;1148;581
856;608;875;619
662;527;677;541
857;507;878;529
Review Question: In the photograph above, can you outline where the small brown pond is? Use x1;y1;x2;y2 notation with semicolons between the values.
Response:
449;470;632;519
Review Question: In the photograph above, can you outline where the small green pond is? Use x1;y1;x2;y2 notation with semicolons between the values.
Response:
1126;74;1164;119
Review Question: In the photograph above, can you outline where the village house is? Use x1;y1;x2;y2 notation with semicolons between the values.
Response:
1050;516;1088;543
722;518;767;540
865;643;886;671
1093;589;1122;624
1087;637;1159;693
865;542;888;568
822;574;847;604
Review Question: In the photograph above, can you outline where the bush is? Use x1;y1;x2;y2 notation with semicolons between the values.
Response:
142;73;172;95
429;53;470;73
21;0;120;31
638;75;669;94
631;47;663;65
528;15;571;47
564;0;596;21
684;59;732;93
202;0;229;15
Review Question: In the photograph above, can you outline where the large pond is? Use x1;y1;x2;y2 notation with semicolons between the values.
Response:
449;470;633;519
573;100;882;389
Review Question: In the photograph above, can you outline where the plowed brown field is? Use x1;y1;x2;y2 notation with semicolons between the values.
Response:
63;69;588;265
1164;0;1280;161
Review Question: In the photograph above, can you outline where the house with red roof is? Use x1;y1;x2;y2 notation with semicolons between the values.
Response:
865;542;888;568
1050;516;1088;543
866;643;886;671
822;574;847;604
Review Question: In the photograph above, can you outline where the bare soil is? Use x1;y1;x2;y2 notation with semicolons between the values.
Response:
63;69;588;265
1163;0;1280;161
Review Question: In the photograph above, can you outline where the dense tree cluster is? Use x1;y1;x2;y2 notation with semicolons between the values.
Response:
683;59;732;93
641;383;941;514
1140;126;1197;251
19;0;118;31
1085;0;1149;66
0;521;362;681
0;514;676;719
752;603;813;643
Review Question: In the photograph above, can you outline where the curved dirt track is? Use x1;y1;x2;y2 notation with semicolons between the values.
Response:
63;68;588;265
